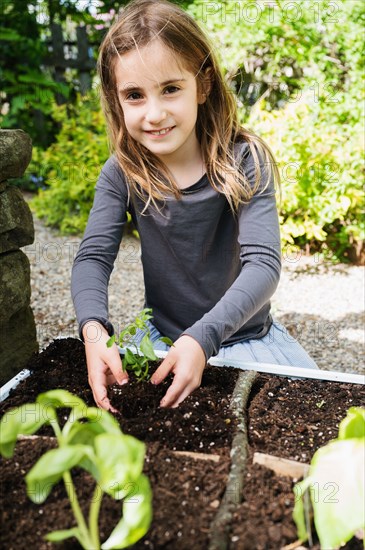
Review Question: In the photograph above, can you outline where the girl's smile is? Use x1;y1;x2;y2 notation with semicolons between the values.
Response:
144;125;176;137
115;40;206;168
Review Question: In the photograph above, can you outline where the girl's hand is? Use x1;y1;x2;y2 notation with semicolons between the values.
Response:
150;335;206;408
82;321;129;412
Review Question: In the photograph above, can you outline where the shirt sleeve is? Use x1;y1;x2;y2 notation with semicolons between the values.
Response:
182;143;282;359
71;156;129;340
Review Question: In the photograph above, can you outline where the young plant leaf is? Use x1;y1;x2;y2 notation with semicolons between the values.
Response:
338;406;365;440
64;407;121;439
26;444;91;503
293;407;365;549
101;474;152;550
94;434;146;497
312;439;364;548
106;334;116;348
159;336;174;346
0;403;54;458
123;348;137;366
139;334;157;362
36;389;86;415
292;477;312;543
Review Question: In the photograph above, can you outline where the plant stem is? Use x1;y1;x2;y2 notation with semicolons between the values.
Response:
49;418;63;441
89;484;103;549
63;470;96;549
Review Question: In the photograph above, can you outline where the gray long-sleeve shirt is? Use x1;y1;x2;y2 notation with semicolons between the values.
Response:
71;140;282;360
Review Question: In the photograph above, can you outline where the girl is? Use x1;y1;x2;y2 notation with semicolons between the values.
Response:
71;0;318;412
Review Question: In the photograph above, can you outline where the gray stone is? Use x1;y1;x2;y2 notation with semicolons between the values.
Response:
0;186;34;252
0;250;31;323
0;129;32;182
0;305;38;385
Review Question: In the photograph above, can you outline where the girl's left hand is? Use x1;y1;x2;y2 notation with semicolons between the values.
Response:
150;335;206;408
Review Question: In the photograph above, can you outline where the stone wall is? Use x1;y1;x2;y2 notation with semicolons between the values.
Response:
0;129;38;385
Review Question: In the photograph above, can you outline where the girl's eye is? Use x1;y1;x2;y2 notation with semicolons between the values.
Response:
125;92;142;101
123;86;179;101
164;86;180;94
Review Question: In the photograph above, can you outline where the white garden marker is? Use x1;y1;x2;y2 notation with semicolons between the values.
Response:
121;347;365;385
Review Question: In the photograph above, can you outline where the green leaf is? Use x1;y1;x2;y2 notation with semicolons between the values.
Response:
0;403;53;458
293;476;312;543
36;390;86;414
106;335;116;348
94;434;146;498
123;348;137;366
311;439;365;548
26;445;90;503
338;407;365;440
101;474;152;549
159;336;174;346
139;335;157;361
64;407;121;441
0;27;22;41
45;527;81;542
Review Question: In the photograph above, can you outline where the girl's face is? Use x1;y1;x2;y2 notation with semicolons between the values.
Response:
115;40;206;167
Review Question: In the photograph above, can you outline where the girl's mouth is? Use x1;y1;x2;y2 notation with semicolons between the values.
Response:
146;126;175;137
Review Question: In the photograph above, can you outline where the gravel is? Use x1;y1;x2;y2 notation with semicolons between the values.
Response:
23;197;364;376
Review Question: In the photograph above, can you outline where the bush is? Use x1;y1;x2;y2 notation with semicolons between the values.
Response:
30;92;109;234
188;0;364;262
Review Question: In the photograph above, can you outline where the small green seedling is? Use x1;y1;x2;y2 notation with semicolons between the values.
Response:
293;406;365;549
0;389;152;549
107;308;173;382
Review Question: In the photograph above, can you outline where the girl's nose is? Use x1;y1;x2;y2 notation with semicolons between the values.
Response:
144;99;167;124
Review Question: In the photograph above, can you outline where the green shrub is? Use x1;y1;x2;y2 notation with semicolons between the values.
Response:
188;0;364;261
30;91;109;234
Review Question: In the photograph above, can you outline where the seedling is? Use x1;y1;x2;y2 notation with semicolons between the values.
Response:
0;389;152;549
107;308;173;382
293;406;365;549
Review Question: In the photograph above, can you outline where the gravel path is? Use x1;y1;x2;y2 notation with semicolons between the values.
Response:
24;198;364;376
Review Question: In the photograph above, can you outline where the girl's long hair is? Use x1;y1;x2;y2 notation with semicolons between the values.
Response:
97;0;280;212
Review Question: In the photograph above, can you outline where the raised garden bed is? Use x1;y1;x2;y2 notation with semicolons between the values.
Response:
1;338;364;549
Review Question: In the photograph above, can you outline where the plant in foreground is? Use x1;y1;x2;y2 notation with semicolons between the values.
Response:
0;389;152;549
293;406;365;549
107;308;173;382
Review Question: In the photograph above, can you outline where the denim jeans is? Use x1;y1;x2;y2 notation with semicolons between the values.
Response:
128;318;318;370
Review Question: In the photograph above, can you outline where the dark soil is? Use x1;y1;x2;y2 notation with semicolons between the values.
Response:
247;373;365;462
0;338;239;453
1;439;230;550
1;338;364;549
230;462;363;550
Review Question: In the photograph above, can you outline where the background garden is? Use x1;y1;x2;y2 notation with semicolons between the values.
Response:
1;0;364;263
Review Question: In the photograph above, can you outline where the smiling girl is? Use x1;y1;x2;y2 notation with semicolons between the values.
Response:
71;0;317;412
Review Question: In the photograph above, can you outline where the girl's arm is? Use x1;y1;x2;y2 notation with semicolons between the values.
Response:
71;156;129;340
182;144;282;360
71;156;130;408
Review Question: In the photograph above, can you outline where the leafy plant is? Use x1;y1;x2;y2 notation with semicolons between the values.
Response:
29;91;110;234
107;308;173;382
0;389;152;549
293;406;365;549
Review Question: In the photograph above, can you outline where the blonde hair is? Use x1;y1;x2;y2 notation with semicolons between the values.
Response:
97;0;280;212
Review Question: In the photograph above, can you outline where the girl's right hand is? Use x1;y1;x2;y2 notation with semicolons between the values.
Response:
82;321;129;412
